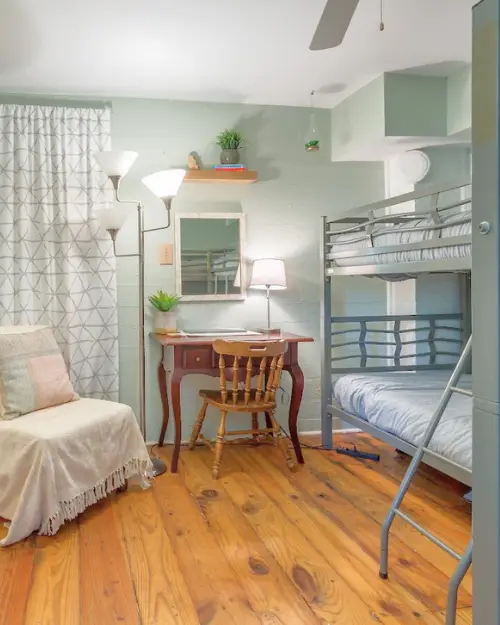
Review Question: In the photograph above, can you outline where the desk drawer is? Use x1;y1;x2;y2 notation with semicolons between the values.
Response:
183;347;213;369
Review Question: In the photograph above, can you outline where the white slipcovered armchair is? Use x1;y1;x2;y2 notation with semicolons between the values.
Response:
0;326;153;546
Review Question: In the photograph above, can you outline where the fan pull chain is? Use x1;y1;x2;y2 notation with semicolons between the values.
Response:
379;0;385;31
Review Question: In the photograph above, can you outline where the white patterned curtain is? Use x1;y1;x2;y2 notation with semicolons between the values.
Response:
0;104;119;400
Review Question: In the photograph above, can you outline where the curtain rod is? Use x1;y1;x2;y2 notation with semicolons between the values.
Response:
0;93;112;110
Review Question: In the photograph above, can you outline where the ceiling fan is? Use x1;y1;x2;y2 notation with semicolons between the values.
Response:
310;0;383;51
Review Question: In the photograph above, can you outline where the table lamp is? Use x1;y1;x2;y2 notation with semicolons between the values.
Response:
249;258;287;334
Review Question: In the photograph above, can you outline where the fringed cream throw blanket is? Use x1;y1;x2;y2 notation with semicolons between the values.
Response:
0;398;153;546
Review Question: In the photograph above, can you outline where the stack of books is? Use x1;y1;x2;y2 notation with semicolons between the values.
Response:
212;164;246;172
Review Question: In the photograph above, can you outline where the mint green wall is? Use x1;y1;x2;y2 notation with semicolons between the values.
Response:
109;98;385;440
419;145;471;186
384;74;448;137
330;76;386;158
447;67;472;136
330;73;455;160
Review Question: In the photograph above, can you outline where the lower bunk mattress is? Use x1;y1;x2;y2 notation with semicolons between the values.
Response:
332;372;472;471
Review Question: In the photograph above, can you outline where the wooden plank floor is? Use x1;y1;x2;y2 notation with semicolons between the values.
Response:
0;434;473;624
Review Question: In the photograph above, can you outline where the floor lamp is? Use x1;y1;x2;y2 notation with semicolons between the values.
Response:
94;150;186;477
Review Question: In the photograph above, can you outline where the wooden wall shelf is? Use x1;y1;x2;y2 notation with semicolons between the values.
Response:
184;170;257;184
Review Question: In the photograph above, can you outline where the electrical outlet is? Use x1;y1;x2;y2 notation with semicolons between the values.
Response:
159;243;173;265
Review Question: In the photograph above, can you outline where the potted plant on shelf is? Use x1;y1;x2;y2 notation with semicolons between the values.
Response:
149;290;181;334
216;129;243;165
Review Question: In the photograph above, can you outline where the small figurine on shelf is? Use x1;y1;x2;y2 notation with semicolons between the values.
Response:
187;152;200;170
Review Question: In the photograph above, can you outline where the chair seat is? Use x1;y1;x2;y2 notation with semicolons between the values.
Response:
199;389;276;412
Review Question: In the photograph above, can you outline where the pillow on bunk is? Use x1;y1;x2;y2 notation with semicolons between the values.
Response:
0;326;79;420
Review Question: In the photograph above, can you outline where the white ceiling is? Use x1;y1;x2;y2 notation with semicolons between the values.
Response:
0;0;475;108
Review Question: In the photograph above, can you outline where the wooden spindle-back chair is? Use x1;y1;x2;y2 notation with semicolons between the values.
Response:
188;339;295;479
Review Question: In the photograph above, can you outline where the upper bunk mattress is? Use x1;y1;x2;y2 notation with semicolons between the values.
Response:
330;208;471;267
333;371;472;470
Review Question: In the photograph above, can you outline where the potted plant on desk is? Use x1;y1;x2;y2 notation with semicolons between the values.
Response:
149;290;181;334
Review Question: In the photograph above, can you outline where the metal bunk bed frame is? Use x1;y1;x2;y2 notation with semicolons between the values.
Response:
320;179;472;478
319;180;473;625
323;179;471;278
326;312;471;484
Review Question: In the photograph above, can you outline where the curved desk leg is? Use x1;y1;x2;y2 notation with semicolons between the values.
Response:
288;359;305;465
264;372;273;429
170;368;185;473
158;346;169;447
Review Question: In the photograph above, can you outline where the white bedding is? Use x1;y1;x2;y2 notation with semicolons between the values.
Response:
331;208;471;267
333;372;472;470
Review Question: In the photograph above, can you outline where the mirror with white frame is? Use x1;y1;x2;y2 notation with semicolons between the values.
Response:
175;213;246;301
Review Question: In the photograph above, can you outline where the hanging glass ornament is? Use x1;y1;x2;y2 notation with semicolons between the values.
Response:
305;90;320;152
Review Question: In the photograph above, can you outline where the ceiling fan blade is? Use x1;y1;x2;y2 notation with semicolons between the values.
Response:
310;0;360;51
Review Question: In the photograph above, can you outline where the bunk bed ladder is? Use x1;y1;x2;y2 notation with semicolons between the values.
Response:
379;334;473;625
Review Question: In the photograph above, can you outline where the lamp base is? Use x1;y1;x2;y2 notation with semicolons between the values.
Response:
257;327;282;336
151;455;168;477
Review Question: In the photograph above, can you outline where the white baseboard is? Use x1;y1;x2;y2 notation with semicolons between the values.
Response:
146;440;185;446
300;428;362;436
147;438;208;445
147;428;363;446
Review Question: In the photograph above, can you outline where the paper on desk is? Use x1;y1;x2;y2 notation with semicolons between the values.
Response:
180;329;262;337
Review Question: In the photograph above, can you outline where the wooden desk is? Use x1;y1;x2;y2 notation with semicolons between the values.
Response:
152;332;314;473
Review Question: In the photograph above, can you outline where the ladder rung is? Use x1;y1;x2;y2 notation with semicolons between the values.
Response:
394;510;462;559
450;385;473;397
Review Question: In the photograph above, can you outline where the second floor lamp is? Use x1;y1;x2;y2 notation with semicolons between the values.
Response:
94;150;186;476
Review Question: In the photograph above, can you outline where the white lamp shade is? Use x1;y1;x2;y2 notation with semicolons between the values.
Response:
94;150;138;177
141;169;186;198
94;205;135;231
249;259;287;290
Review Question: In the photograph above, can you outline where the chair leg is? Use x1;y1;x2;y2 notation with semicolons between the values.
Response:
212;411;227;480
269;410;295;470
189;401;208;450
252;413;259;439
